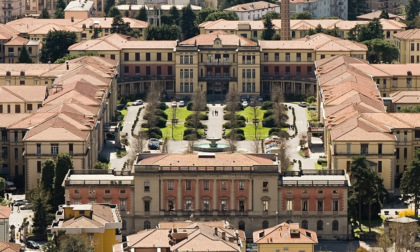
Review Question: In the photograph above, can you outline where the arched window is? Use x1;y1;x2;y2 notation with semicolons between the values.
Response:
317;220;323;231
301;220;308;229
332;220;339;231
144;220;151;230
239;221;245;231
262;220;269;229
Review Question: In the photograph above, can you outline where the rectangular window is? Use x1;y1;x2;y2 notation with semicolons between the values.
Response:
221;199;227;211
180;55;184;64
190;55;193;64
361;144;368;155
286;53;290;62
264;53;268;62
378;144;382;154
286;66;290;76
317;200;323;211
221;180;227;190
168;53;172;61
378;161;382;173
347;143;351;154
239;180;245;190
14;131;18;142
124;66;129;74
168;66;173;75
296;66;301;76
396;148;400;159
263;181;268;191
27;104;32;112
37;161;41;173
14;148;18;160
307;53;312;61
168;180;174;190
263;200;269;211
110;54;115;60
404;148;407;159
144;201;150;212
297;53;301;62
203;180;209;190
120;199;126;211
168;200;174;211
124;53;129;61
15;105;20;113
135;53;140;61
37;144;41;155
69;144;73;155
415;130;420;139
184;55;189;64
146;66;151;76
286;200;293;211
302;199;308;211
411;43;415;51
51;144;58;155
186;180;192;190
135;66;140;74
333;200;339;211
190;69;193;78
203;199;210;211
105;189;110;194
275;53;279;62
0;105;2;113
157;66;161;75
157;53;161;61
239;199;245;211
146;53;150;61
144;181;150;192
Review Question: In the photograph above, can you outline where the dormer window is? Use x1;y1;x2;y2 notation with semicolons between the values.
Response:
20;71;25;76
6;71;10;76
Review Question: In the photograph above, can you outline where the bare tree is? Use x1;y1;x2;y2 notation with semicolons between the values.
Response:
271;85;286;128
252;129;262;153
225;88;240;152
299;133;307;149
191;89;206;133
377;234;392;252
145;87;160;129
278;138;289;172
185;136;196;154
250;95;261;140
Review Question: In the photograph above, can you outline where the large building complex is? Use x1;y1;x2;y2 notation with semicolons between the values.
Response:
224;1;280;21
288;0;347;20
394;29;420;64
63;153;351;240
69;32;367;99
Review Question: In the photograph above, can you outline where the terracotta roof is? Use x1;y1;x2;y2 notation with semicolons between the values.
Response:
357;10;400;20
371;64;420;76
394;29;420;40
180;31;257;46
253;222;318;245
28;23;82;35
159;220;228;229
0;24;18;40
0;114;33;128
0;86;46;103
8;112;56;129
0;242;21;252
390;91;420;104
0;206;11;219
139;153;275;166
4;36;28;46
224;1;279;12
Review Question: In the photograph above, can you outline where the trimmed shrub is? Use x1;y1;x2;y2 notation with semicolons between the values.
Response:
147;127;162;138
183;128;203;140
263;109;274;118
144;110;168;120
261;101;274;110
224;129;245;141
223;113;246;121
186;113;208;121
119;96;127;105
184;120;207;129
223;120;246;129
262;115;276;127
223;102;244;111
157;102;169;110
156;116;167;128
186;102;207;111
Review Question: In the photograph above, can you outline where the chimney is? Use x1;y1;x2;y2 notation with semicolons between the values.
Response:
214;227;218;236
71;16;74;22
221;232;226;240
66;61;69;70
281;0;290;40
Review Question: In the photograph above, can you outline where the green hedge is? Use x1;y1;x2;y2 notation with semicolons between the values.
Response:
147;127;162;138
223;113;246;121
186;113;208;121
223;121;246;129
183;128;204;140
261;101;274;110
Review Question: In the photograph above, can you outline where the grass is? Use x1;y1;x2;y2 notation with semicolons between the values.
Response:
306;109;318;121
161;124;187;140
237;107;266;122
120;109;128;121
315;162;327;170
242;125;270;140
164;107;194;122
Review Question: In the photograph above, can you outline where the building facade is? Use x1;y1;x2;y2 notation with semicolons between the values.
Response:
224;1;280;21
288;0;348;20
394;29;420;64
0;0;24;23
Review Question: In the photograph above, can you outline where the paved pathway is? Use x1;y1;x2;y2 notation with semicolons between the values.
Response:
204;104;225;139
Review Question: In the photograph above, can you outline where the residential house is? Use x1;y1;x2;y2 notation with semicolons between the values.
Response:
4;36;41;63
64;0;95;19
224;1;280;21
253;222;318;252
50;204;122;252
357;10;403;21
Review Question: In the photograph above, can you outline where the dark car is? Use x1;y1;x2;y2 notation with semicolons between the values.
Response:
148;142;160;150
26;241;40;249
116;104;125;110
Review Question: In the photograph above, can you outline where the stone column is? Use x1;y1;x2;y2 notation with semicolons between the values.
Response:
177;179;182;211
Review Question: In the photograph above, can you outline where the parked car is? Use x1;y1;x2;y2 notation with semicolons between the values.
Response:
13;199;27;206
298;102;307;107
148;142;160;150
149;138;163;145
20;203;34;210
179;100;185;107
242;101;248;107
116;104;125;110
132;99;143;106
4;181;16;192
26;241;40;249
171;101;177;107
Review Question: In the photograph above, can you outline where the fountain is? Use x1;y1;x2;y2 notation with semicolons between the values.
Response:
192;137;231;152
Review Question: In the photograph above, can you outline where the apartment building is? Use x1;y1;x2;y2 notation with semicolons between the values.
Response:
114;221;246;252
199;18;406;42
253;222;318;251
366;0;404;16
224;1;280;21
394;29;420;64
64;0;94;19
315;55;420;191
0;0;24;24
51;204;122;252
116;4;202;20
4;36;41;63
5;17;148;42
288;0;347;20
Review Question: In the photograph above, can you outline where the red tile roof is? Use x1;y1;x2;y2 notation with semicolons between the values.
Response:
253;222;318;245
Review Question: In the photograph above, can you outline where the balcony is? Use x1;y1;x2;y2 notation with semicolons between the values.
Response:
205;59;231;66
2;6;13;9
117;75;174;82
261;74;316;82
198;76;237;82
8;52;14;57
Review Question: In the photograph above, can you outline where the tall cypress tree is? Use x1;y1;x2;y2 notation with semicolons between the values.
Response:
17;45;33;63
40;159;55;191
181;4;198;40
135;5;147;21
52;153;73;210
262;16;275;40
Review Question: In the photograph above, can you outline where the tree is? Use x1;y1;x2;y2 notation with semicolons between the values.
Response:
401;149;420;217
349;156;387;232
362;39;399;63
52;153;73;210
262;16;276;40
348;0;368;20
379;10;389;19
60;235;93;252
104;0;115;16
39;8;50;18
17;45;33;63
377;234;392;252
40;30;77;63
196;8;216;24
31;186;51;235
93;161;108;170
169;6;180;25
191;89;206;134
400;105;420;112
145;25;180;40
406;0;420;21
291;11;312;19
111;15;131;35
40;159;55;191
181;4;198;40
135;5;147;21
348;19;384;42
205;11;238;21
54;51;99;64
262;11;281;20
225;88;240;152
54;0;66;18
108;6;121;17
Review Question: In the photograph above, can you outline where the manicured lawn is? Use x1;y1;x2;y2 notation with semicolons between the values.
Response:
161;124;187;140
120;109;128;121
164;107;194;122
306;109;318;121
241;124;270;140
237;107;266;122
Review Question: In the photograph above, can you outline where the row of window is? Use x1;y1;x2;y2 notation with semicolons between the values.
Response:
165;180;246;191
180;55;193;64
263;52;312;62
262;66;313;76
179;82;194;93
163;197;247;212
73;188;127;195
1;130;26;142
35;143;73;157
123;66;173;76
73;197;127;211
1;147;23;160
0;104;38;113
242;82;256;93
123;52;173;62
180;69;193;79
242;69;256;79
286;189;339;194
285;199;339;212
